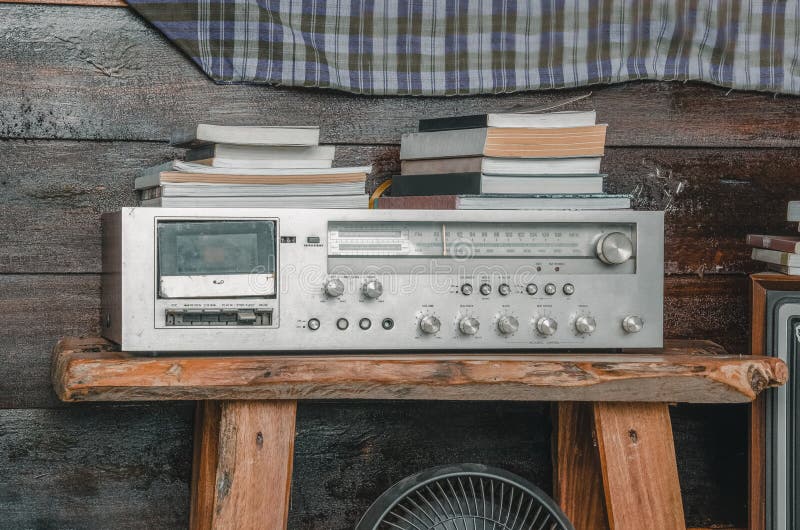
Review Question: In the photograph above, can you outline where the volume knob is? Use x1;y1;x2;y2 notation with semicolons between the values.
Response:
536;317;558;336
497;315;519;335
596;232;634;265
419;315;441;335
575;315;597;335
324;278;345;297
362;279;383;299
458;317;480;336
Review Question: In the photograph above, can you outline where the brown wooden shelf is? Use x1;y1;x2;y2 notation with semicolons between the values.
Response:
52;337;786;404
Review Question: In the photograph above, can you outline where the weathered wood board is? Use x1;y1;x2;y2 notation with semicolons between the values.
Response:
1;5;799;146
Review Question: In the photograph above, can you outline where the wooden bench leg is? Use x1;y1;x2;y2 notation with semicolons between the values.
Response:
190;400;298;530
594;402;685;530
554;402;610;530
555;402;686;530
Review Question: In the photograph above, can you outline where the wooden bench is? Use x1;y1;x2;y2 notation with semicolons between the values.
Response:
52;337;786;530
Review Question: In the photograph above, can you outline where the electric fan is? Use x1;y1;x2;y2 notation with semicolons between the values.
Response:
356;463;575;530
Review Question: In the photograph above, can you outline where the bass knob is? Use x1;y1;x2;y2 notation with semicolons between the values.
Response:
497;315;519;335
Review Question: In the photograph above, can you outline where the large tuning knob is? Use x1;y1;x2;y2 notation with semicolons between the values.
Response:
324;278;345;297
536;316;558;336
497;316;519;335
362;279;383;299
596;232;634;265
419;315;441;335
622;315;644;334
458;317;480;336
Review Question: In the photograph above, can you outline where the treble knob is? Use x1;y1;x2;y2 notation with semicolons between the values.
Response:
596;232;634;265
458;317;480;336
362;279;383;299
575;315;597;335
536;316;558;336
497;315;519;335
324;278;345;297
419;315;441;335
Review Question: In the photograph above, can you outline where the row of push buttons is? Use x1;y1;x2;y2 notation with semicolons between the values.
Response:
307;317;394;331
461;283;575;296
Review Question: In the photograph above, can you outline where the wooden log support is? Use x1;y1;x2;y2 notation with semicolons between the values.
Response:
190;400;297;530
595;402;685;530
52;338;786;404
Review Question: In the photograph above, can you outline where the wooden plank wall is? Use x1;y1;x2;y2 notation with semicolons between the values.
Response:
0;3;797;528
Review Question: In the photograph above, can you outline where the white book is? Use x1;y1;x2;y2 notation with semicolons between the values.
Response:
186;144;336;166
767;263;800;275
752;248;800;267
480;175;603;194
153;182;366;197
141;195;369;208
401;156;602;176
171;124;320;147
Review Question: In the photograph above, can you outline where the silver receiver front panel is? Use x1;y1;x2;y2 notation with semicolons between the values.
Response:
101;207;664;352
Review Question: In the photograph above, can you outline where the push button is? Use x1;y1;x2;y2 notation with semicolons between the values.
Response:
336;318;349;330
307;318;320;330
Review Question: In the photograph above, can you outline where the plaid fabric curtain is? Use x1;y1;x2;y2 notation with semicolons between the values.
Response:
128;0;800;96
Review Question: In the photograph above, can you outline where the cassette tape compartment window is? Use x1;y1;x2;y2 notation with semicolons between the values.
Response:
157;220;277;327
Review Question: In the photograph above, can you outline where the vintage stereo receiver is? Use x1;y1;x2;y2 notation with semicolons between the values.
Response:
101;207;663;352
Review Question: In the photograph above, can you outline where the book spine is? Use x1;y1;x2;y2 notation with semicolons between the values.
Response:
376;196;460;209
392;173;482;196
418;115;488;132
746;235;800;254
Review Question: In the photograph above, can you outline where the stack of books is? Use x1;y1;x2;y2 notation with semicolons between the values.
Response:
377;110;630;210
748;202;800;275
137;124;371;208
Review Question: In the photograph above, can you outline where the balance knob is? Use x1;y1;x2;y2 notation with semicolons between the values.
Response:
596;232;634;265
497;316;519;335
458;317;480;336
536;316;558;336
419;315;441;335
362;279;383;299
575;315;597;335
324;278;345;297
622;315;644;334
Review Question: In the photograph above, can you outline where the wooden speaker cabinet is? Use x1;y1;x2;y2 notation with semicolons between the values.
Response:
750;273;800;530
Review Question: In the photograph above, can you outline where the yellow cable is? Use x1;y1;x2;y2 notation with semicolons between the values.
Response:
369;178;392;209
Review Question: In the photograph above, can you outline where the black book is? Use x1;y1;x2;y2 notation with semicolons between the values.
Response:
392;172;604;196
417;110;596;132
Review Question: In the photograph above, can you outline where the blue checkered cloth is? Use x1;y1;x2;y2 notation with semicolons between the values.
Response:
127;0;800;95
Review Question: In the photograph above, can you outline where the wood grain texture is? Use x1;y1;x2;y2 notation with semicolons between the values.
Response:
0;403;195;529
553;402;609;530
195;401;297;530
51;337;786;404
2;140;795;275
0;0;126;6
0;5;798;145
595;402;686;530
190;401;220;530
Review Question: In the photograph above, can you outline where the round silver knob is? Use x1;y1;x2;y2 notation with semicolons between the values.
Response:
596;232;634;265
622;315;644;333
479;283;492;296
525;283;538;295
419;315;441;335
575;315;597;335
324;278;345;297
536;316;558;336
458;316;480;335
497;315;519;335
544;283;557;295
498;283;511;296
362;279;383;299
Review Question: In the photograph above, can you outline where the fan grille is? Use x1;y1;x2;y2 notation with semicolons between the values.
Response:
358;465;573;530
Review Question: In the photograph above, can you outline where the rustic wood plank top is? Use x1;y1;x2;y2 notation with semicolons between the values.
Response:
52;337;787;404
